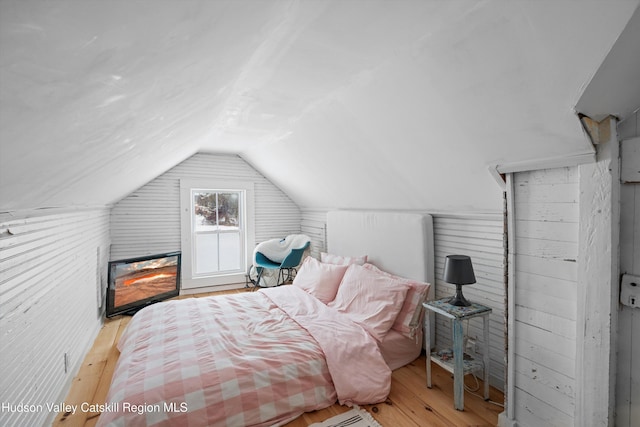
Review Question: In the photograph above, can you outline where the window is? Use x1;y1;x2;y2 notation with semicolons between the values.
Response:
192;190;243;275
180;180;254;289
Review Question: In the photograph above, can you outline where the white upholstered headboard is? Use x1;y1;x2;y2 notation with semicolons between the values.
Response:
326;210;436;343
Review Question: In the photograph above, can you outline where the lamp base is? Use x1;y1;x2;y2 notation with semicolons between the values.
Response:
448;285;471;307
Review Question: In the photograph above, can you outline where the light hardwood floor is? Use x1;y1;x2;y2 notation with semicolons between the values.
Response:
53;289;503;427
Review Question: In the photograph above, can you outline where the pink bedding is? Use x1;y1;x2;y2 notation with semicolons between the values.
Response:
378;329;422;371
96;287;391;427
265;286;392;405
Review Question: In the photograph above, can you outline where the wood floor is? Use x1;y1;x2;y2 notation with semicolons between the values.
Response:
53;289;503;427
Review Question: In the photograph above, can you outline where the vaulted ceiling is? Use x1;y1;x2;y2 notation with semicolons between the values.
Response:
1;0;638;213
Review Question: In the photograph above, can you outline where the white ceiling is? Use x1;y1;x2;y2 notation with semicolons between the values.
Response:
576;3;640;122
1;0;638;213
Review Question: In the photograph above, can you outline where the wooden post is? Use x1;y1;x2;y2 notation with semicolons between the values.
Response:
576;115;619;426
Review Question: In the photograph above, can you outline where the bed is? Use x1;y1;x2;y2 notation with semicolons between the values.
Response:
96;211;434;427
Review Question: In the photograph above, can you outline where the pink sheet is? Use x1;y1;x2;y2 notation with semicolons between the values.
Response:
262;286;392;406
96;288;391;427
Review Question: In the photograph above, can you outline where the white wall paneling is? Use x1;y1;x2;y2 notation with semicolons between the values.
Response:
110;153;301;287
0;208;110;426
501;167;580;426
300;209;328;260
616;122;640;427
504;167;580;427
620;136;640;183
432;213;506;391
501;128;625;427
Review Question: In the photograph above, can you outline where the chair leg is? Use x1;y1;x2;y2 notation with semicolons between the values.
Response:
276;268;295;286
246;265;257;289
254;266;298;288
255;267;264;289
276;269;284;286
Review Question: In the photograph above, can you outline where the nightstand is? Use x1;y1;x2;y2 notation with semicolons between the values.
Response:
422;298;492;411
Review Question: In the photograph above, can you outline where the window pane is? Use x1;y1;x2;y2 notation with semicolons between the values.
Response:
193;192;218;231
191;189;243;277
194;233;219;274
219;232;241;271
217;192;240;230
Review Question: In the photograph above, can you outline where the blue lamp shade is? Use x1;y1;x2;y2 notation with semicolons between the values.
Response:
443;255;476;306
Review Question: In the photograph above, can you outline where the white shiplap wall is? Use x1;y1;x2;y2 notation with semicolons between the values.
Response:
618;175;640;427
617;113;640;427
511;167;579;427
110;153;301;265
300;209;328;259
432;213;506;390
0;208;110;427
301;209;506;391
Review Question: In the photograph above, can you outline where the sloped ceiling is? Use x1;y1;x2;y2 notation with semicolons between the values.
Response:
576;3;640;122
1;0;638;213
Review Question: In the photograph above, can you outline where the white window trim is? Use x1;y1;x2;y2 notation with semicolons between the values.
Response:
180;179;255;289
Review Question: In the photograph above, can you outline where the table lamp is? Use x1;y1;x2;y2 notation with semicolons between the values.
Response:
443;255;476;307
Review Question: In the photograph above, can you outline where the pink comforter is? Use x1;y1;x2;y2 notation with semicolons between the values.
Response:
96;287;390;427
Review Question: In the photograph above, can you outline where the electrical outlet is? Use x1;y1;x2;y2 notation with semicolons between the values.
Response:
620;274;640;308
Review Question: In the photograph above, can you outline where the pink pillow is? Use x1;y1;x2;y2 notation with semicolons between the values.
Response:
363;263;430;339
292;257;349;303
329;264;409;341
320;252;368;266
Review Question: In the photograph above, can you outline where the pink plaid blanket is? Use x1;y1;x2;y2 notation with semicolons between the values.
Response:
96;287;390;427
